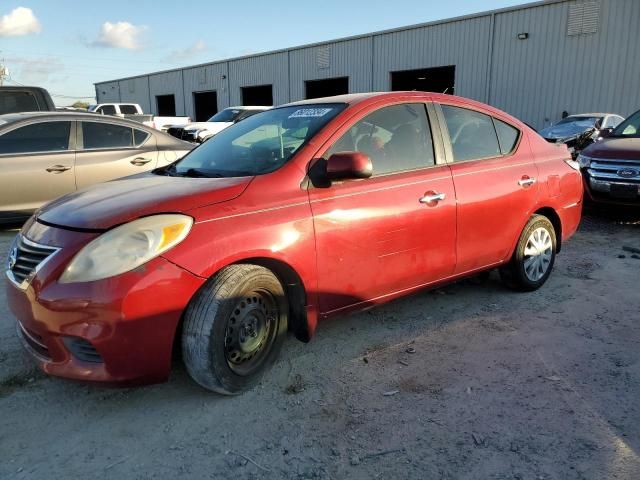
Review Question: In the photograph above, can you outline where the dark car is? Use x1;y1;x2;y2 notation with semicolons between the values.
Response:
578;109;640;206
0;112;194;224
0;86;56;115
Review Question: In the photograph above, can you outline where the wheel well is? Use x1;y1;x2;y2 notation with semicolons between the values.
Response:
235;257;311;343
534;207;562;253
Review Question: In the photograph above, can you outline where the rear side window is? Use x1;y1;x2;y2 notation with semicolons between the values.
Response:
82;122;133;149
134;129;150;146
441;105;501;162
0;121;71;154
120;104;138;115
493;119;520;154
98;105;116;115
325;103;435;175
0;91;39;115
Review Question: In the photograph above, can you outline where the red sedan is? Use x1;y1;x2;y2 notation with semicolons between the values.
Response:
5;92;583;394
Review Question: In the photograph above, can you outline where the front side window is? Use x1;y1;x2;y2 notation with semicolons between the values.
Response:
612;111;640;137
325;103;435;175
0;121;71;154
82;122;133;149
441;105;501;162
120;104;139;115
167;104;345;177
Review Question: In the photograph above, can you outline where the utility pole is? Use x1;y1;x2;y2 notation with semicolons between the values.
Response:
0;54;8;86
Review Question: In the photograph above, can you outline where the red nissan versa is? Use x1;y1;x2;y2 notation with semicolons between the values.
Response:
5;92;583;394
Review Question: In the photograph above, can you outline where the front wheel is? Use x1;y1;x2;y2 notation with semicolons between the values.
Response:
182;264;288;394
500;214;557;292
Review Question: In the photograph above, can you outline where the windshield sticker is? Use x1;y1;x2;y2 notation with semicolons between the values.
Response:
288;108;333;119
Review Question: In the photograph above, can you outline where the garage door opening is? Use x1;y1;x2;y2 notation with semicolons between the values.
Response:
241;85;273;106
305;77;349;99
193;91;218;121
391;66;455;94
156;94;176;116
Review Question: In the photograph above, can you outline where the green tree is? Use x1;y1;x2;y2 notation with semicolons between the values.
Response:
71;101;89;110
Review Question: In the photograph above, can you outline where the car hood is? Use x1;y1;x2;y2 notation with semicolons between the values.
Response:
539;122;593;140
582;137;640;160
183;122;232;133
37;172;252;230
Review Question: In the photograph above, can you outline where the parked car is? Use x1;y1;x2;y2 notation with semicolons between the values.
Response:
88;102;191;132
6;92;583;394
0;112;193;225
539;113;625;156
0;86;55;115
578;108;640;206
167;106;270;143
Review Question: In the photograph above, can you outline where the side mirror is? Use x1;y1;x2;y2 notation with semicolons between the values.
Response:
598;127;614;138
326;152;373;181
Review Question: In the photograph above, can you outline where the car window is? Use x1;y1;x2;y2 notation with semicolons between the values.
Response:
0;121;71;154
0;91;39;115
98;105;116;115
134;129;150;146
605;116;623;129
325;103;435;175
493;118;520;154
441;105;501;162
120;105;138;115
82;122;133;149
612;110;640;137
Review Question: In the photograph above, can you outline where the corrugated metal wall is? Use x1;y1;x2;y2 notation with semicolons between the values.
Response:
118;77;151;113
289;37;373;100
228;52;289;106
182;63;231;118
490;0;640;128
95;0;639;129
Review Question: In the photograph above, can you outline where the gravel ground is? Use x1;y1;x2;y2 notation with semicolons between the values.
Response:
1;209;639;480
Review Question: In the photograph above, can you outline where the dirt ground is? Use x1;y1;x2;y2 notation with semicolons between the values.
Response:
1;209;639;480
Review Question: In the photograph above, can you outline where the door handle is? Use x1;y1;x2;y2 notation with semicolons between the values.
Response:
518;176;537;187
130;157;152;166
46;165;72;173
419;192;446;204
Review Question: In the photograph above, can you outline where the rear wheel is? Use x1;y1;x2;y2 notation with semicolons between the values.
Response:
500;215;557;291
182;264;288;394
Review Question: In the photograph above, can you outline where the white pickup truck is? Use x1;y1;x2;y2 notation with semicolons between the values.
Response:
88;103;191;132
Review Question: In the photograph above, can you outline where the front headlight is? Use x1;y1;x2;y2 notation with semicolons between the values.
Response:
60;214;193;284
577;154;593;168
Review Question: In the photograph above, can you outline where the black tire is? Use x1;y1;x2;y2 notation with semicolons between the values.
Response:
182;264;288;394
500;214;557;292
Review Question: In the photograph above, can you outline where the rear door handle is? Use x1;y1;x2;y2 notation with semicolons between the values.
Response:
130;157;152;166
518;177;537;187
419;192;446;204
46;165;72;173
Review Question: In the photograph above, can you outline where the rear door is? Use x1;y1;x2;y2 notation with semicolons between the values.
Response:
75;121;160;188
0;120;76;219
436;102;538;273
309;101;457;314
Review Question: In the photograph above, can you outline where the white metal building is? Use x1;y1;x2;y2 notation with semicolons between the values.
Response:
94;0;640;129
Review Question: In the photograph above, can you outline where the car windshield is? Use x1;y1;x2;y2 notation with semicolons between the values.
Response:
555;116;601;127
208;108;246;123
165;103;346;177
611;110;640;137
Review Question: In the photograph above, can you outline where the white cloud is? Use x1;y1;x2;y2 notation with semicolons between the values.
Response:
6;56;64;84
0;7;41;37
92;21;146;50
165;40;208;62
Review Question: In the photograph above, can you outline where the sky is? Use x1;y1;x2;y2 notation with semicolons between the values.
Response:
0;0;530;105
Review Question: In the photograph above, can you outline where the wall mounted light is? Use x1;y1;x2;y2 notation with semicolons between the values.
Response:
517;33;529;40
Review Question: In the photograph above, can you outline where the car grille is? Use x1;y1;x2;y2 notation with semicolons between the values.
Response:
17;321;51;359
587;159;640;184
6;235;59;289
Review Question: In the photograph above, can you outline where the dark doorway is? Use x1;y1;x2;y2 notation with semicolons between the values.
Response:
193;91;218;121
305;77;349;99
156;94;176;116
241;85;273;106
390;66;455;94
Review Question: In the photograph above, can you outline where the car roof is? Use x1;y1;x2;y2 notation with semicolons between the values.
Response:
0;111;144;125
225;105;271;110
567;113;617;118
282;91;472;107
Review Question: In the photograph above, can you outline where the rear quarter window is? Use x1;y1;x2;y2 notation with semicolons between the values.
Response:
493;119;520;154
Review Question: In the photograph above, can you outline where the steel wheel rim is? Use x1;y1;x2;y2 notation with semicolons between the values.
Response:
224;290;278;376
523;227;553;282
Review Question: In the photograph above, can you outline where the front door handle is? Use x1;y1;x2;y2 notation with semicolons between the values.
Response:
419;192;446;205
130;157;152;166
46;165;72;173
518;176;537;187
